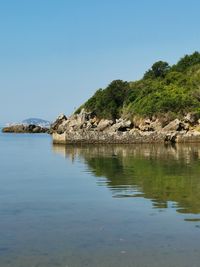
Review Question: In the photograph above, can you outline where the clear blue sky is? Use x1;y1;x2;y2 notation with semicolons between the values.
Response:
0;0;200;124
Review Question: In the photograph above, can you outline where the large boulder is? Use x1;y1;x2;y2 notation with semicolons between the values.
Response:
31;125;48;133
67;109;94;130
109;119;132;132
150;119;162;132
133;117;161;132
138;120;155;131
97;119;114;131
184;113;199;125
57;120;70;134
32;126;42;133
50;114;68;132
162;119;182;132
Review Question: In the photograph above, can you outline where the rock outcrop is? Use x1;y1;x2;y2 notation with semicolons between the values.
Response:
51;110;200;144
2;124;49;133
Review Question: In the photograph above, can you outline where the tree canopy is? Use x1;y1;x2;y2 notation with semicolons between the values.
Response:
76;52;200;119
144;61;170;79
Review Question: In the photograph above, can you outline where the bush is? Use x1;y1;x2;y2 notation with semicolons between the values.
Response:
76;52;200;119
83;80;129;119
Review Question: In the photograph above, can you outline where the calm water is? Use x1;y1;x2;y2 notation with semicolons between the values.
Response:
1;132;200;266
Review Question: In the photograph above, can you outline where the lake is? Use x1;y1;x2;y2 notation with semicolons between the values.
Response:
0;132;200;267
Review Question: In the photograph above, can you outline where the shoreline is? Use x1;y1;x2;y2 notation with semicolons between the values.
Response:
52;131;200;144
2;124;49;134
51;110;200;145
3;110;200;144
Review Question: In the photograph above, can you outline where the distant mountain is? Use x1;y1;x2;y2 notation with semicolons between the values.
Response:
22;118;51;128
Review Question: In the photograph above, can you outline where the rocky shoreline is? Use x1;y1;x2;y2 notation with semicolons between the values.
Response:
2;124;49;133
3;110;200;144
51;110;200;144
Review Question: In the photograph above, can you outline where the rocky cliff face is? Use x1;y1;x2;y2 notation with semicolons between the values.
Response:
51;110;200;144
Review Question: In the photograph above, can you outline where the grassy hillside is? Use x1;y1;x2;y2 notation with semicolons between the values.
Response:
76;52;200;120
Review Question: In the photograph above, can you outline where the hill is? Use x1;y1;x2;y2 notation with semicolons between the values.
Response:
76;52;200;121
22;118;51;128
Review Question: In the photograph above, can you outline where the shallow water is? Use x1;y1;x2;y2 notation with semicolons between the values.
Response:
1;133;200;266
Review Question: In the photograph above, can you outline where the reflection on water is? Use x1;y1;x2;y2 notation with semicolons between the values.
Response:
53;144;200;215
1;133;200;267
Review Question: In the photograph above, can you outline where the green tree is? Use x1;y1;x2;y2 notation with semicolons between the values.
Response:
173;51;200;72
83;80;129;119
144;61;170;79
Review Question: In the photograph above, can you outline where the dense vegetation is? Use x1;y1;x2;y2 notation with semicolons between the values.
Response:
76;52;200;120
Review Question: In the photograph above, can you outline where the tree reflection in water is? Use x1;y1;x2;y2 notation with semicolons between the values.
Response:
53;144;200;215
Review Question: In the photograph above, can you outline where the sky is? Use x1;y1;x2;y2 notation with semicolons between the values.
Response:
0;0;200;124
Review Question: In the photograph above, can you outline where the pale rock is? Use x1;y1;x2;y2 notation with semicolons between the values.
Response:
110;119;132;132
51;114;67;131
150;120;162;131
162;119;181;132
184;113;199;125
97;119;114;131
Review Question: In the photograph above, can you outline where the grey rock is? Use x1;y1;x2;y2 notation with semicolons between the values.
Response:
2;124;48;133
51;111;200;144
110;119;132;132
51;114;68;131
184;113;199;125
97;119;114;131
162;119;182;132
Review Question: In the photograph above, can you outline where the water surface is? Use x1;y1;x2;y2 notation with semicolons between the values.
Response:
1;132;200;266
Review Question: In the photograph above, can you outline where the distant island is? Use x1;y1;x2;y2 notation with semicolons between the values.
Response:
52;52;200;144
22;118;51;128
2;118;50;133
